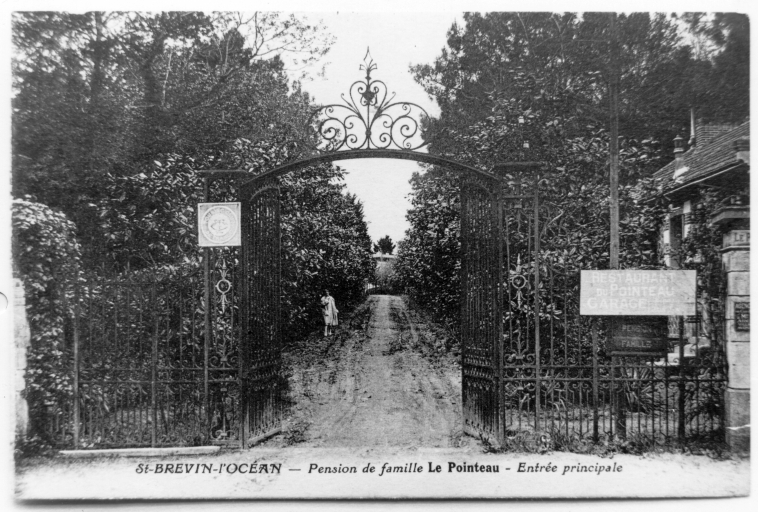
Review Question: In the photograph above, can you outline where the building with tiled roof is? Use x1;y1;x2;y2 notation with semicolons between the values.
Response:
655;120;749;269
654;120;749;201
651;118;749;452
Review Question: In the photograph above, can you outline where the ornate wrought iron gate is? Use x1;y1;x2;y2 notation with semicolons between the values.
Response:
496;172;727;449
41;51;726;452
460;173;505;444
500;175;545;441
240;178;283;447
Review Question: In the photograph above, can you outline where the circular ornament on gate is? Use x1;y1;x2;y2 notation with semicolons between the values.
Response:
216;278;232;295
201;205;238;245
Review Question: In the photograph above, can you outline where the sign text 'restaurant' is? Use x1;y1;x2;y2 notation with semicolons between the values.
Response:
580;270;696;316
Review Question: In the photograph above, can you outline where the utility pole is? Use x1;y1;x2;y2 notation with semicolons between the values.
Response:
609;12;626;441
609;13;620;270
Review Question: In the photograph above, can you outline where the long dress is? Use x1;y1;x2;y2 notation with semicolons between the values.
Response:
321;295;339;326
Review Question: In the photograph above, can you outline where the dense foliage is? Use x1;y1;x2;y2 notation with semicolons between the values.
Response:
12;12;332;267
394;169;461;328
11;10;747;450
11;10;373;318
12;199;80;445
396;12;747;330
280;164;375;336
11;12;376;444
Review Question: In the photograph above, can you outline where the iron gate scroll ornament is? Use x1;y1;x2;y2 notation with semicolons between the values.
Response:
307;49;431;152
198;202;241;247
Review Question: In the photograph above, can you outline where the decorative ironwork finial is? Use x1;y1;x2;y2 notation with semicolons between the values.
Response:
307;50;430;152
360;48;377;81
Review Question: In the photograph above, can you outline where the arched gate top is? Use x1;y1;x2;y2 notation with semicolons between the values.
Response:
239;148;500;188
235;50;501;188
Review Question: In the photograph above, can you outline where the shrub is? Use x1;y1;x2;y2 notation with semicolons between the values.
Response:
12;198;81;444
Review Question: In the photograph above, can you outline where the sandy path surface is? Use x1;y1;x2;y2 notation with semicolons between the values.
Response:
271;294;467;449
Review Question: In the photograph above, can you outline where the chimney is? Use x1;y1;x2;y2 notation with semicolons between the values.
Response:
688;109;696;148
673;134;685;168
733;137;750;164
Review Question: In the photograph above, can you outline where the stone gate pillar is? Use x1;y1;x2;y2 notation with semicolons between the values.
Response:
713;205;750;452
14;278;31;442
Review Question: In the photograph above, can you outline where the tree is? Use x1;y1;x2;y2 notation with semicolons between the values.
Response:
681;13;750;123
276;160;374;338
397;12;716;328
12;11;376;341
412;12;745;170
394;167;461;326
373;235;396;255
12;11;333;268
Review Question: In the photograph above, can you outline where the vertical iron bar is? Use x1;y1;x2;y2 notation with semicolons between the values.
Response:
614;320;627;439
592;319;599;443
609;355;615;439
239;185;249;449
533;174;541;430
203;177;211;436
616;362;627;439
151;279;158;447
72;272;81;448
495;179;504;444
276;186;283;431
87;283;93;445
664;352;670;440
650;354;656;439
459;182;469;435
548;264;555;434
632;357;642;435
678;316;686;442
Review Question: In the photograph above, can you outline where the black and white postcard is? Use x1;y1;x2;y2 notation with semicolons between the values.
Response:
3;0;754;506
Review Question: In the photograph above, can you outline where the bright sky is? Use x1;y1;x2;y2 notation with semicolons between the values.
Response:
295;12;460;246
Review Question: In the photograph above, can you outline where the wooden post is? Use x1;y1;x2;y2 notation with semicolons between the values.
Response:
609;12;626;440
609;12;620;269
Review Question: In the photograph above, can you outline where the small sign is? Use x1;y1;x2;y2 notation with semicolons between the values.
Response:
198;202;241;247
735;302;750;332
725;230;750;248
609;317;669;355
580;270;696;316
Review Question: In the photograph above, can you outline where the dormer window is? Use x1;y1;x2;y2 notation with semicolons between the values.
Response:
673;166;690;183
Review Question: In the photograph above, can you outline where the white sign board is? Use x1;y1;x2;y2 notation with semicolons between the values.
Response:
580;270;696;316
198;202;241;247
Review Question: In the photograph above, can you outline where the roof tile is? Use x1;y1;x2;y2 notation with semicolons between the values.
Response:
654;121;749;192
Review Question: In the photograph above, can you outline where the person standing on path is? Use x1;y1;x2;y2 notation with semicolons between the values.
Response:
321;289;338;336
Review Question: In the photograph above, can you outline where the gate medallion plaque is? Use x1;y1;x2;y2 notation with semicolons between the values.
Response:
198;202;241;247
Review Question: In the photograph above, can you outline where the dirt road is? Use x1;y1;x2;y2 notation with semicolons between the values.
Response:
273;294;469;448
